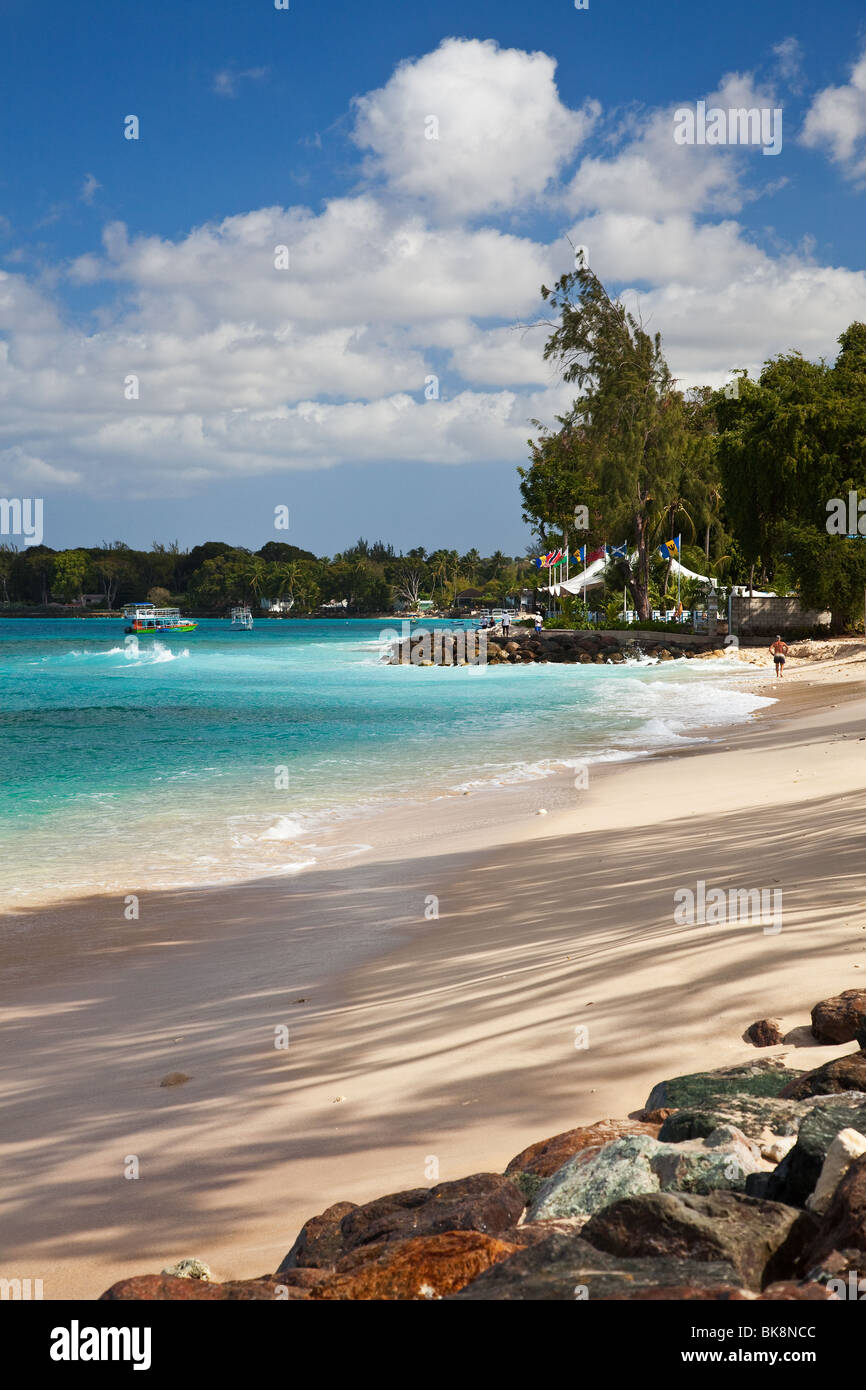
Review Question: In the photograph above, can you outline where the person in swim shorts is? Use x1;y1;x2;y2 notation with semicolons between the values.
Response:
769;635;788;677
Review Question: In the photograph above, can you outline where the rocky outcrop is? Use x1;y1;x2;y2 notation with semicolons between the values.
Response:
646;1060;801;1110
389;629;729;668
504;1117;661;1202
277;1201;358;1271
279;1174;525;1272
310;1231;518;1300
101;1275;308;1300
745;1019;784;1047
658;1093;806;1149
100;982;866;1304
780;1051;866;1100
811;990;866;1044
450;1232;738;1300
745;1096;866;1206
528;1126;764;1221
806;1154;866;1264
807;1128;866;1215
581;1191;819;1290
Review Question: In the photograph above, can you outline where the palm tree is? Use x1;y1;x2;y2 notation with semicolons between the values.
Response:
241;554;269;606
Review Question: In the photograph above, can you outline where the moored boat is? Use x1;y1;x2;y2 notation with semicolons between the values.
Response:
123;603;198;634
230;605;253;630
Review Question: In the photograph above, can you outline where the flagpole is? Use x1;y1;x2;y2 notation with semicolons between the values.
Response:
677;533;681;611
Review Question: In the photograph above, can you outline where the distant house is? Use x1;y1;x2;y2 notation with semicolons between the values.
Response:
454;588;485;610
261;597;294;614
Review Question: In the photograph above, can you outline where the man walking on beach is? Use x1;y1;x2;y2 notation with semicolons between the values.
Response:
769;635;789;677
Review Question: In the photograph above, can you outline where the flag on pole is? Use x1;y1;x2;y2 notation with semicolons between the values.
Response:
574;545;586;565
533;548;566;570
659;537;681;560
608;543;628;561
587;547;606;564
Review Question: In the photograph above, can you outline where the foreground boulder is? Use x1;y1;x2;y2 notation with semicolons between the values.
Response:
646;1060;800;1110
807;1153;866;1264
582;1191;819;1291
278;1201;358;1270
451;1232;738;1300
745;1019;784;1048
811;990;866;1044
310;1230;518;1300
280;1174;525;1271
807;1128;866;1216
528;1127;764;1221
101;1275;308;1301
505;1117;660;1200
780;1051;866;1100
659;1093;806;1153
745;1096;866;1207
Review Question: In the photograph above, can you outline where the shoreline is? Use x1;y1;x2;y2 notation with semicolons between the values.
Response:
2;650;775;913
3;645;866;1298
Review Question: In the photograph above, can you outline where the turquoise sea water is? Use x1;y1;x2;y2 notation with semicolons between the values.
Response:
0;618;773;904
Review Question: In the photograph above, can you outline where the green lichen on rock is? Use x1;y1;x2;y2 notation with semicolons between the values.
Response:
646;1060;802;1110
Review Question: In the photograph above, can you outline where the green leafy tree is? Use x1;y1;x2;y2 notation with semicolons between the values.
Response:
714;323;866;624
535;267;687;619
52;550;90;602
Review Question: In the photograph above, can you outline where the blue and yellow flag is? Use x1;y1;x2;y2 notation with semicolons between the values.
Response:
659;537;680;560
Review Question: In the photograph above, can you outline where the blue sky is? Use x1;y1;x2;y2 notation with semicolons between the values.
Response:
2;0;866;555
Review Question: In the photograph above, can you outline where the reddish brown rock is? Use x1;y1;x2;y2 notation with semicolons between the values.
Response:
780;1051;866;1100
337;1173;525;1254
641;1108;677;1125
310;1230;518;1300
745;1019;784;1048
504;1118;661;1181
100;1275;306;1300
811;990;866;1044
277;1200;358;1271
807;1153;866;1263
759;1281;838;1300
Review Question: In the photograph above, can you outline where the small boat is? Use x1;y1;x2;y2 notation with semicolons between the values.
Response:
123;603;198;634
230;605;254;630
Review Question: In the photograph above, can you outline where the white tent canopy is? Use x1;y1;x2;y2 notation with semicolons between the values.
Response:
544;552;775;598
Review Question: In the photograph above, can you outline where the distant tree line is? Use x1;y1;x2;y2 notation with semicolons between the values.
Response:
0;537;537;616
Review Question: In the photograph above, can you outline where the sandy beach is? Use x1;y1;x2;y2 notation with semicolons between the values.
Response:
4;645;866;1299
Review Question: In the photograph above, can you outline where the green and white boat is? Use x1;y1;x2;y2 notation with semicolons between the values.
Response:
123;603;198;634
